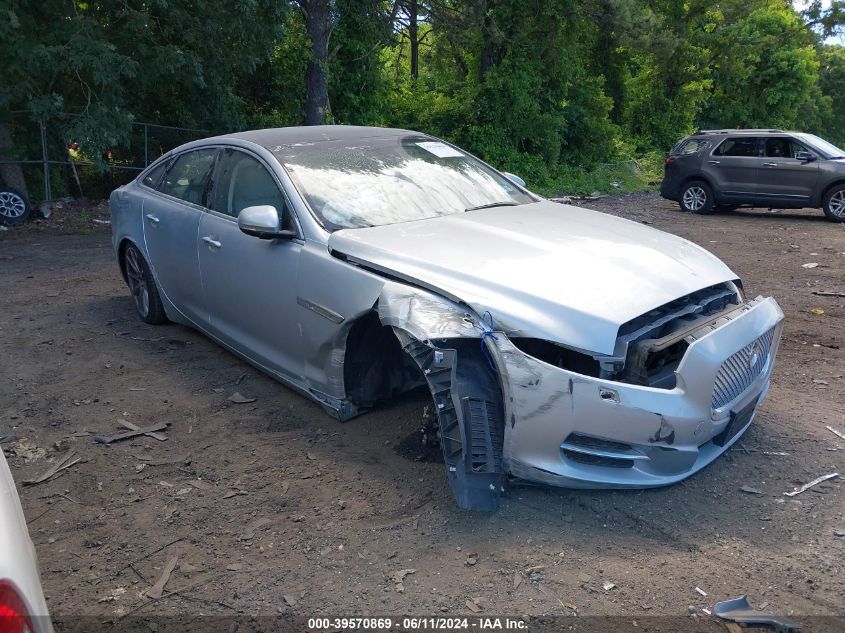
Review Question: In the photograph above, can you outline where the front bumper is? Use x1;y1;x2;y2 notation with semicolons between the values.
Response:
494;296;784;488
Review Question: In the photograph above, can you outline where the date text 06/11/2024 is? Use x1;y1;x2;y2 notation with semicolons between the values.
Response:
307;617;529;630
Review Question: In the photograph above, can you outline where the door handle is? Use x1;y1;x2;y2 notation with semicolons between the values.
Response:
145;213;160;224
708;160;720;165
201;236;222;249
763;162;778;167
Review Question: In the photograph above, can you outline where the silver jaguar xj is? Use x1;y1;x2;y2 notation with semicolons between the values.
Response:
109;126;784;510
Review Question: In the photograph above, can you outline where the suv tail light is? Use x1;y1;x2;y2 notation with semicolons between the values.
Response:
665;156;675;165
0;580;34;633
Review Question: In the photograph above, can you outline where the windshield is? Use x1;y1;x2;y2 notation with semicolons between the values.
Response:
274;134;535;231
795;133;845;159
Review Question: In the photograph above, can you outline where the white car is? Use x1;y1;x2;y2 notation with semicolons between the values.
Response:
0;450;53;633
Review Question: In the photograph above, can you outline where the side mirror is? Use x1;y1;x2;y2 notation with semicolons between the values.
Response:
502;172;526;188
795;151;816;162
237;205;293;240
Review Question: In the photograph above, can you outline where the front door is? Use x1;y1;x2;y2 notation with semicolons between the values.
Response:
142;148;218;325
757;136;820;205
198;148;303;380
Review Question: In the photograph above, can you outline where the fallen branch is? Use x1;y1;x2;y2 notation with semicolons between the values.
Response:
118;420;168;442
94;422;168;445
783;472;840;497
826;426;845;442
144;555;178;599
23;450;81;486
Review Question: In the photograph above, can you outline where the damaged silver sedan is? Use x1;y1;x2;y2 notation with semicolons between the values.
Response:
109;126;784;510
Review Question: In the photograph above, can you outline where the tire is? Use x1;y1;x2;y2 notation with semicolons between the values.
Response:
123;243;168;324
0;188;31;225
822;184;845;222
679;180;714;215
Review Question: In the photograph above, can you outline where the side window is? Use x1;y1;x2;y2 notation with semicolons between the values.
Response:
787;138;812;158
210;149;288;222
765;138;790;158
159;149;218;205
141;160;168;189
714;137;761;157
673;139;710;156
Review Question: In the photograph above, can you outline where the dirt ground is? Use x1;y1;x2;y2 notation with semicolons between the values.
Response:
1;193;844;631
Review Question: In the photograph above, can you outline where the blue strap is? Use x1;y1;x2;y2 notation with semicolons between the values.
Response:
473;310;499;373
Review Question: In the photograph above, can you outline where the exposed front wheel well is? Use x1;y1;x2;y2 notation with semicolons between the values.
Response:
343;311;426;409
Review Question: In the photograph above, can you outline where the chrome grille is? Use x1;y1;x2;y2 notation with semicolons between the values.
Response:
712;327;776;410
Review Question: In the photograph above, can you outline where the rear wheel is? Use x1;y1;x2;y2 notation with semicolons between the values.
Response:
0;188;30;225
679;181;714;214
124;243;168;324
822;185;845;222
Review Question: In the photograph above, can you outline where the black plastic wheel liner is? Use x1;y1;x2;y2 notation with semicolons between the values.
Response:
403;339;505;511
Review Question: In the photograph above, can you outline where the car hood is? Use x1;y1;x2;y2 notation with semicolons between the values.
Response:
328;200;737;355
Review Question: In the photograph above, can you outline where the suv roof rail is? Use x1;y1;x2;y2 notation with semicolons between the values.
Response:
695;128;785;135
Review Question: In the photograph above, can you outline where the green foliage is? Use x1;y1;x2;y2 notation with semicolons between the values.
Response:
4;0;845;193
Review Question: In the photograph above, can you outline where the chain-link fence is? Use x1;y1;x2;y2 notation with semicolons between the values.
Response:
0;112;213;204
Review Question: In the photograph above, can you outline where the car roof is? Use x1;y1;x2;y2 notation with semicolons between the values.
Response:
209;125;425;150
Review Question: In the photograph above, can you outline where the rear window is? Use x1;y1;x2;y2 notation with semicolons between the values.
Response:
140;160;168;189
671;138;710;156
714;137;761;157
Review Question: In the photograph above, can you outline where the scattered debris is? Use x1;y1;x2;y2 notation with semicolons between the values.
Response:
695;586;708;597
23;450;82;486
145;556;179;600
465;553;478;566
118;420;168;442
94;423;168;445
809;308;825;316
512;572;523;590
9;439;47;462
391;568;416;593
713;595;800;633
134;454;191;466
603;581;616;591
802;262;819;268
825;426;845;442
812;290;845;298
222;489;248;499
834;530;845;538
283;594;297;607
740;485;764;495
465;598;481;613
783;472;839;497
91;218;111;225
227;392;256;404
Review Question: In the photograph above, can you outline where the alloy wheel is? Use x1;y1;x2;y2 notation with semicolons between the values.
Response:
829;190;845;218
125;246;150;318
0;191;26;220
682;186;707;212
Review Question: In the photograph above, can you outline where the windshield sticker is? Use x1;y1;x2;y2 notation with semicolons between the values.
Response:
416;141;464;158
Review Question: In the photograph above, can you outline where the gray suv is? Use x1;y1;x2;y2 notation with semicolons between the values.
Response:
660;129;845;222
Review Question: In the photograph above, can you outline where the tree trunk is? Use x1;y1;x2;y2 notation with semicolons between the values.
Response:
301;0;332;125
408;0;419;80
0;120;29;201
479;8;499;81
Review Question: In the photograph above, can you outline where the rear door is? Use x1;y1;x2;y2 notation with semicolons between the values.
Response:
198;148;304;380
142;148;217;325
703;136;764;201
757;136;820;205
